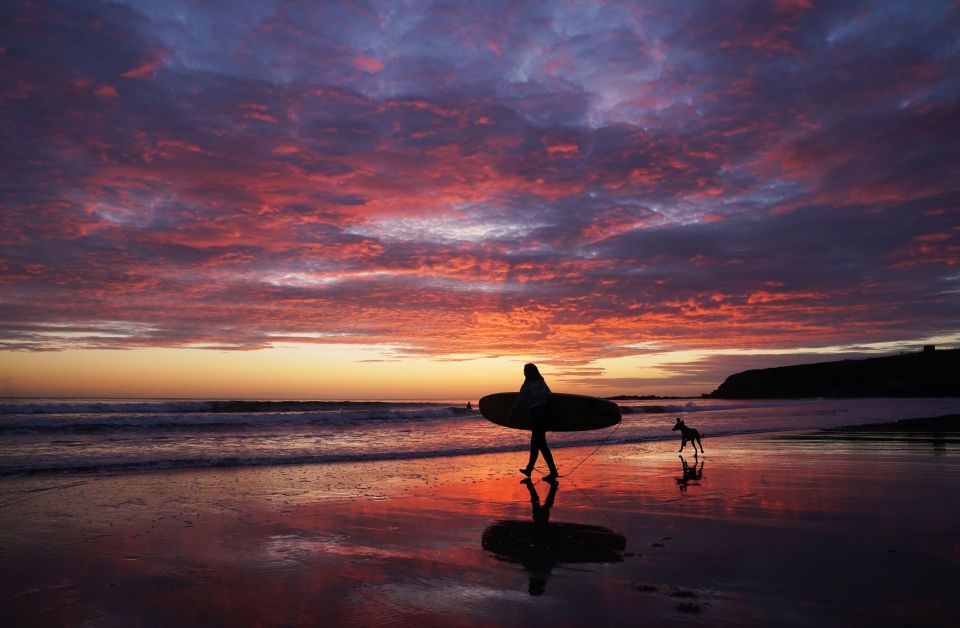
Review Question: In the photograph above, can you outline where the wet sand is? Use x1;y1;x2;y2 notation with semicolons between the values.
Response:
1;418;959;626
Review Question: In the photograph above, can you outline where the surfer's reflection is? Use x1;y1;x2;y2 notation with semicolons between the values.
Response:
676;455;704;492
481;480;626;596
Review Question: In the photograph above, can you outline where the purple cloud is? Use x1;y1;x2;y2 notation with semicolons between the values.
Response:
1;0;958;383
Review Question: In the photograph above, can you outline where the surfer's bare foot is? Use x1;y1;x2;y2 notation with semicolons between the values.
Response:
543;472;559;481
519;467;532;477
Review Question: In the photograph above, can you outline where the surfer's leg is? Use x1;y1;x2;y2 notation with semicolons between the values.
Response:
524;431;542;472
540;438;558;477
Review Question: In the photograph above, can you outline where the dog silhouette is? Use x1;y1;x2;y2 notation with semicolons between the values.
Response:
672;418;704;454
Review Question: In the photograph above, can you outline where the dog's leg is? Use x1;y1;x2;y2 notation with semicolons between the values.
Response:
679;436;686;452
697;435;704;453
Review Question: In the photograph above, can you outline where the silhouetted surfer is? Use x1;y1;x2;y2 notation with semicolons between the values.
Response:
511;363;559;480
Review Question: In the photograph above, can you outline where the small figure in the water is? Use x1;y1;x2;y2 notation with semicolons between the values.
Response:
671;417;704;455
511;363;559;480
466;401;472;410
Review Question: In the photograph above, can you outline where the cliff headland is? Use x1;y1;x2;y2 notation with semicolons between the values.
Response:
708;347;960;399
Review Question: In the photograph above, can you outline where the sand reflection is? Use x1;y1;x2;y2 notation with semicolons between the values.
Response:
675;455;704;492
482;479;627;595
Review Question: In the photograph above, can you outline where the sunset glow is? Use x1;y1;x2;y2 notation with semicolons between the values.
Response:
2;0;959;398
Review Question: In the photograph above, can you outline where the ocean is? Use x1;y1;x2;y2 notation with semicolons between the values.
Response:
2;397;960;475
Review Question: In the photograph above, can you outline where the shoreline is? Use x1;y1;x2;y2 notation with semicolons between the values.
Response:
3;412;959;479
819;412;960;432
2;415;959;626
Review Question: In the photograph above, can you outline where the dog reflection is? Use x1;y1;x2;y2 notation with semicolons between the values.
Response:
481;480;626;595
675;455;704;492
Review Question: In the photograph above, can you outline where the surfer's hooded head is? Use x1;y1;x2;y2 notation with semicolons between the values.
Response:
523;363;544;382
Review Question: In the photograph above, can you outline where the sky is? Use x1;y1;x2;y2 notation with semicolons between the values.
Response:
1;0;959;399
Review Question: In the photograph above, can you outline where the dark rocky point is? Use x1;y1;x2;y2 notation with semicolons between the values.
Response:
708;347;960;399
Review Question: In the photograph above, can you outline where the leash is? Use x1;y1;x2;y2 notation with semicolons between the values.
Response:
521;422;626;527
557;420;624;478
563;474;619;528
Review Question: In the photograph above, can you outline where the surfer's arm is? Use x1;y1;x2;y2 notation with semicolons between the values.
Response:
509;382;530;418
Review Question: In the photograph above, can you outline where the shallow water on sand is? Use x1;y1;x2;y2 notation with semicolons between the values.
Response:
1;427;958;626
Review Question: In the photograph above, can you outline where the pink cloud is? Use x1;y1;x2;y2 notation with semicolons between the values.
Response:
1;0;958;366
352;56;384;72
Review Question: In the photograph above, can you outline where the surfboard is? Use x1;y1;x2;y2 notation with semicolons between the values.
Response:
478;392;621;432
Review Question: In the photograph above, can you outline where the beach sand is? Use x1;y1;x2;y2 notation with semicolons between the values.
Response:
2;418;958;626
